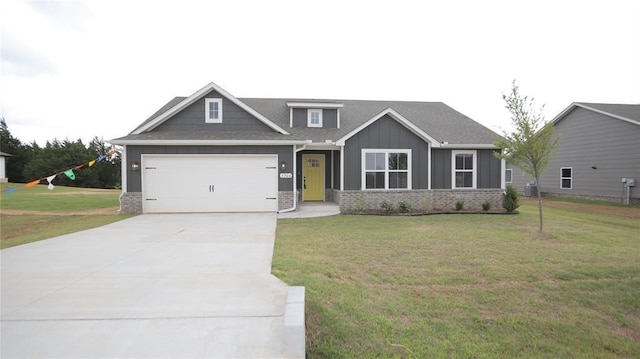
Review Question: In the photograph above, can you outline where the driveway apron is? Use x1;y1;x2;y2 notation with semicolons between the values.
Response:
1;213;290;358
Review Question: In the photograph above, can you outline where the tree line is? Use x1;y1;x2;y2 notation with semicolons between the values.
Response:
0;118;121;189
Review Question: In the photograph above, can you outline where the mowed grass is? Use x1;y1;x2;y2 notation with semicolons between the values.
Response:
274;204;640;358
1;183;133;249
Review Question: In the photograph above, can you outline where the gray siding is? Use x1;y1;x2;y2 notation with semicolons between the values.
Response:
477;150;502;188
431;149;451;189
510;107;640;199
343;114;429;190
333;150;340;190
291;108;338;128
154;90;273;132
126;145;294;192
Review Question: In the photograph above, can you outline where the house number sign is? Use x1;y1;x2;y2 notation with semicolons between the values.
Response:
279;173;292;179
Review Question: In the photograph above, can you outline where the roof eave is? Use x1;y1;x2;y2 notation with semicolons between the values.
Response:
108;139;307;146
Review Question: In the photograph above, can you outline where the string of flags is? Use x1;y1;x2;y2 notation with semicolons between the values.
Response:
3;150;119;195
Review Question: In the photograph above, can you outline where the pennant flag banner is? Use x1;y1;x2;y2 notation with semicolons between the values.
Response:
47;174;57;191
3;149;119;195
26;179;40;188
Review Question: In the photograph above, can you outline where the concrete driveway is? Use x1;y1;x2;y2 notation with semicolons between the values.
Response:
1;213;303;358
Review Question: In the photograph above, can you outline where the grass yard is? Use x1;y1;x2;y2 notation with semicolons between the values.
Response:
274;201;640;358
1;183;132;249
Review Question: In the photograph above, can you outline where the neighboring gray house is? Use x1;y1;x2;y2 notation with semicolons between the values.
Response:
506;102;640;204
110;82;505;214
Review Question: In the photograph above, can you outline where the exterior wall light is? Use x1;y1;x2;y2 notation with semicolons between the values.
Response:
280;161;287;171
132;161;140;172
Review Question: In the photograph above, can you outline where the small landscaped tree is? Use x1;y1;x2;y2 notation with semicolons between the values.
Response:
495;81;559;231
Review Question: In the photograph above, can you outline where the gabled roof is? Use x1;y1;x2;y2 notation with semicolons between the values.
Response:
551;102;640;126
131;82;290;135
113;83;501;147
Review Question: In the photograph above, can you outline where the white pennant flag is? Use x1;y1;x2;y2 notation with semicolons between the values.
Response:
46;174;56;190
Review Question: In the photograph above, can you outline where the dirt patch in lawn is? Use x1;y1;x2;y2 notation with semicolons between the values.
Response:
1;207;120;216
523;198;640;219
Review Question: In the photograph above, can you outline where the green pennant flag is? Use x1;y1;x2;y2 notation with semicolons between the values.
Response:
63;169;76;180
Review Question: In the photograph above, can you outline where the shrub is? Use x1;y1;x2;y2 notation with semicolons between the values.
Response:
354;194;366;212
398;201;412;213
482;201;491;211
503;185;520;213
455;201;464;211
380;200;395;213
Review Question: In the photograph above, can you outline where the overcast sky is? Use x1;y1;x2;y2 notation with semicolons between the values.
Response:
1;0;639;147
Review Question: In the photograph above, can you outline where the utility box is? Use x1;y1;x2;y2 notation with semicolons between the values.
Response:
524;184;538;197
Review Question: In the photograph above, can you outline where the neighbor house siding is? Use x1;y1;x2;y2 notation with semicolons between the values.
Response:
125;145;294;192
511;107;640;200
343;114;430;190
153;90;273;132
291;108;338;128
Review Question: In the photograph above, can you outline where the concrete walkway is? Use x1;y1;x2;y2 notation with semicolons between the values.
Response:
278;202;340;219
1;213;303;358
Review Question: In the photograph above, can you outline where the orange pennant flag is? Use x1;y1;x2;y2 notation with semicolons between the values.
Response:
88;160;96;167
25;179;40;188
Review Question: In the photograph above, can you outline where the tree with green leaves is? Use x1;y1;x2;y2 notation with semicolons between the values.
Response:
495;81;559;231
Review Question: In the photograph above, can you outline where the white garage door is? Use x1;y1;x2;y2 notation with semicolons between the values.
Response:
142;155;278;213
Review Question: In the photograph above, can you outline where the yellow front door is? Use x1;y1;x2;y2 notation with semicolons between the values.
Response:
303;154;324;201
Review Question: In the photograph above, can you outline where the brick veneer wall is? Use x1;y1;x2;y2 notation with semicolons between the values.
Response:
119;192;142;214
279;191;294;211
335;189;504;213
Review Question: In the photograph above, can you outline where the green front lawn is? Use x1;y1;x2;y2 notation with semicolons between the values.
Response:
274;204;640;358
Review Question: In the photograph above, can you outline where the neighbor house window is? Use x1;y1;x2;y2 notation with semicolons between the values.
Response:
452;150;477;189
561;167;572;189
362;149;411;190
205;98;223;123
505;169;513;183
307;109;322;127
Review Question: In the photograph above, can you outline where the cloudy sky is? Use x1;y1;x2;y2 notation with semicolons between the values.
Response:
1;0;639;146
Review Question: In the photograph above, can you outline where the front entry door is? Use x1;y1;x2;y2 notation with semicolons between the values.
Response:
303;154;324;201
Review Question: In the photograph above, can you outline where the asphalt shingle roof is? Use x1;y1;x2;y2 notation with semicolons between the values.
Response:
576;102;640;124
114;95;501;145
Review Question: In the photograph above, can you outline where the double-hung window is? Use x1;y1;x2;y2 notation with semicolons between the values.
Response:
452;150;477;189
505;169;513;184
561;167;572;189
362;149;411;189
205;98;223;123
308;109;322;127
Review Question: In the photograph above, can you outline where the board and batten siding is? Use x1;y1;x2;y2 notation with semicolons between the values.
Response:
153;90;273;132
126;145;293;192
432;149;502;189
291;108;338;128
509;107;639;200
343;114;429;190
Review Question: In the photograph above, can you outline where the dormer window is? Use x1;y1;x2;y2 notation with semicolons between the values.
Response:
308;109;323;127
205;98;223;123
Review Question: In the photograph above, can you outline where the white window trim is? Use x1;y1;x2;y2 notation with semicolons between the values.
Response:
561;167;572;189
361;149;412;190
505;168;513;184
205;98;223;123
451;150;477;189
307;109;323;128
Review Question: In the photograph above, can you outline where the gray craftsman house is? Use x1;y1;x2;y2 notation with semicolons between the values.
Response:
506;102;640;204
111;82;505;214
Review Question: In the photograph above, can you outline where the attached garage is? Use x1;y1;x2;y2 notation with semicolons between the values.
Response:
142;155;278;213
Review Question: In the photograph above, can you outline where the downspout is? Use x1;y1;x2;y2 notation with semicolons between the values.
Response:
278;144;307;213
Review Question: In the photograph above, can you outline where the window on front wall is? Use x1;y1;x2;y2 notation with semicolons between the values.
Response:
362;150;411;190
205;98;223;123
505;169;513;183
452;150;477;189
308;109;322;127
561;167;572;189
